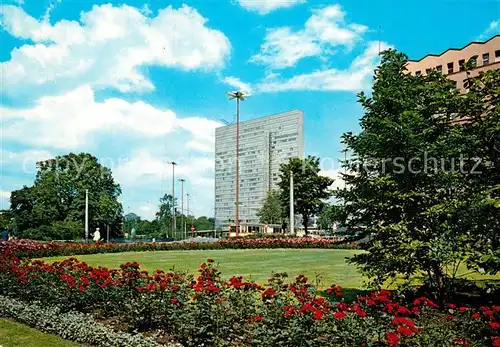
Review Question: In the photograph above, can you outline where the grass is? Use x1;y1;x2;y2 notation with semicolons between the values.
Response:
46;249;365;288
44;248;500;290
0;318;79;347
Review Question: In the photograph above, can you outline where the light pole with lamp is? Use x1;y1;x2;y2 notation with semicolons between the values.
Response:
167;161;177;239
226;90;251;237
179;178;185;240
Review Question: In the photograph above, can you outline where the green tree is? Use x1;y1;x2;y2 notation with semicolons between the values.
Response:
278;156;334;235
155;194;175;238
317;204;343;232
9;153;122;240
256;190;283;225
337;50;500;298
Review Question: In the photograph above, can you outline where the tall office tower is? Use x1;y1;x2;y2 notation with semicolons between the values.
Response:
214;110;304;229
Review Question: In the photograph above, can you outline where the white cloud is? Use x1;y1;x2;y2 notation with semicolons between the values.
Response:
320;169;346;191
0;4;231;96
0;86;221;150
477;20;499;40
250;4;367;69
237;0;305;15
222;76;253;93
0;191;11;199
258;41;390;92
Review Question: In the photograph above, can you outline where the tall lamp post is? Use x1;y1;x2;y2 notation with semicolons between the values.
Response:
167;161;177;239
179;178;185;240
226;90;250;237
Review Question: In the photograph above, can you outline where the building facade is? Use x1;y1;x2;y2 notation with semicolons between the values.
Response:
406;35;500;91
214;110;304;229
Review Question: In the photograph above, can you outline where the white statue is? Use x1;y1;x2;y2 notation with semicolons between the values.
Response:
93;228;101;242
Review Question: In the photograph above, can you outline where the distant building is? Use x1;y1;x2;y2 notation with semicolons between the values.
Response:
406;35;500;91
215;110;304;229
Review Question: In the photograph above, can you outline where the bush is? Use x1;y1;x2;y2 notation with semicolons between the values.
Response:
0;295;178;347
1;238;358;259
1;250;499;347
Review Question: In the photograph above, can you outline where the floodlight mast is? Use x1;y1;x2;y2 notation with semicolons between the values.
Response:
226;90;250;237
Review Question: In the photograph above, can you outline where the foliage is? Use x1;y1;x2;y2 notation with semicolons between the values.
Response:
336;50;500;299
278;156;334;234
0;250;499;347
0;295;174;347
256;190;283;225
1;238;358;259
317;204;344;232
9;153;123;240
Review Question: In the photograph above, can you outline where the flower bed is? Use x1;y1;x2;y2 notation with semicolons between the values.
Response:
0;249;499;347
0;237;358;258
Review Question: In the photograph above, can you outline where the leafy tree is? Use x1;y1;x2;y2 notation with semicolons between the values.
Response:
278;156;334;234
317;204;343;232
256;190;283;224
337;50;500;299
193;216;213;230
9;153;122;240
155;194;175;238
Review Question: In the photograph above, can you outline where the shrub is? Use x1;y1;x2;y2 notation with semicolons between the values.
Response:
0;295;178;347
1;250;499;347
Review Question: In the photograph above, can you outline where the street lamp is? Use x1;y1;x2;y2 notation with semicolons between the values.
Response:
179;178;185;240
226;90;251;237
167;161;177;239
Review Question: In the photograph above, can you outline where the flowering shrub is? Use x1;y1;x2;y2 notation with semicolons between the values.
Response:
0;237;358;259
0;249;499;347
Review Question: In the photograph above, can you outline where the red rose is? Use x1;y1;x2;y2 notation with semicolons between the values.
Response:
472;312;481;319
489;321;500;329
334;311;345;319
313;309;323;320
493;336;500;347
356;309;367;318
385;332;399;346
398;326;412;337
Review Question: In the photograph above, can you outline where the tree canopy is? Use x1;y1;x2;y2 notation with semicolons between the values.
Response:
10;153;123;240
256;190;283;225
278;156;334;234
336;50;500;298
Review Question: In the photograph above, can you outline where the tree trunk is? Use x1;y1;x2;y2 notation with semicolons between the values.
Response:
431;261;446;306
303;215;309;235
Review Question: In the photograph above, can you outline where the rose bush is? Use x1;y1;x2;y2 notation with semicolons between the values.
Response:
0;238;357;259
0;247;499;347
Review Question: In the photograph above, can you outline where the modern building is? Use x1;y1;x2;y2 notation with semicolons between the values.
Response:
406;35;500;91
214;110;304;229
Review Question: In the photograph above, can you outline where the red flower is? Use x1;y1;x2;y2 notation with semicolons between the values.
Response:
248;315;263;322
385;332;399;346
489;321;500;329
492;337;500;347
356;309;367;318
397;326;412;337
447;303;456;309
453;338;469;346
484;310;494;317
334;311;345;319
458;307;468;312
472;312;481;319
313;309;323;320
262;288;275;298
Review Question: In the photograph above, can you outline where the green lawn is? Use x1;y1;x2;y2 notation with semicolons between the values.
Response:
0;318;79;347
46;249;365;288
44;248;500;290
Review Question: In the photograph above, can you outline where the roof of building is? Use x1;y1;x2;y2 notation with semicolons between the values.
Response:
407;35;499;63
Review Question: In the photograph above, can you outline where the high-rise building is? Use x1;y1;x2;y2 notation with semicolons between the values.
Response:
406;35;500;91
214;110;304;229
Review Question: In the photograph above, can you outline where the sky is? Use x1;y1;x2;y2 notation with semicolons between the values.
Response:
1;0;499;219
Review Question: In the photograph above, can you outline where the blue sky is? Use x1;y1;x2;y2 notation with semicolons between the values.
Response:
1;0;499;219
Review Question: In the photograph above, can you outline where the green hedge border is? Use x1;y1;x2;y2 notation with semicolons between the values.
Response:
0;296;180;347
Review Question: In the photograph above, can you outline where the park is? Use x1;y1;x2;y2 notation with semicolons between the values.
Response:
1;45;499;346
